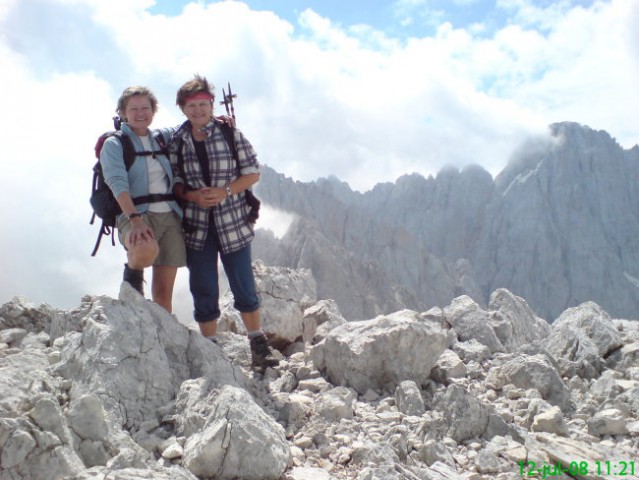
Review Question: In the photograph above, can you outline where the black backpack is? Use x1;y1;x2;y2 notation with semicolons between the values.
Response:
90;119;172;256
175;122;261;223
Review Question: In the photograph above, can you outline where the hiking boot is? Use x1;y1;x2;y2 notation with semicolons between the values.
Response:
250;334;279;368
123;263;144;295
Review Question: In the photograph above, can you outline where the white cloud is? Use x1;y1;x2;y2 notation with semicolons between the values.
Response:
0;0;637;318
257;206;296;239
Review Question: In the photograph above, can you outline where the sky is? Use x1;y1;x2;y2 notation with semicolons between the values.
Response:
0;0;637;322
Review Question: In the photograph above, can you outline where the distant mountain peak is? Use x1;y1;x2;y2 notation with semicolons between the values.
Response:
255;123;639;320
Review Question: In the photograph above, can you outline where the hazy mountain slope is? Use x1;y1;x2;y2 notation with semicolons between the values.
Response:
479;122;639;320
254;122;639;320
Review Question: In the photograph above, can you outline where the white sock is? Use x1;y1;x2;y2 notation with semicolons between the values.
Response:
247;329;264;339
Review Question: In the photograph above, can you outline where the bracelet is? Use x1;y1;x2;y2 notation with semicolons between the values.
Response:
128;212;142;220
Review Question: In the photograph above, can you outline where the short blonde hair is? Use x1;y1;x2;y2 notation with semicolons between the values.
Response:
116;86;159;120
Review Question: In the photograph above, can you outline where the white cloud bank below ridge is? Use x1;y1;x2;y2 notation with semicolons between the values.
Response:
0;0;637;321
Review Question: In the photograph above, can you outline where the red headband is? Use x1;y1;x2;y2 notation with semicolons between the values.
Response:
184;92;213;102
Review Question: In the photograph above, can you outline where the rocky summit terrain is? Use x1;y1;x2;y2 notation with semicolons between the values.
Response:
1;262;638;480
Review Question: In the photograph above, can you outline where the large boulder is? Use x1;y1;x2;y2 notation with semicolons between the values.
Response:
0;290;244;480
302;299;347;345
178;384;290;480
545;323;603;379
53;288;241;431
488;288;551;350
311;309;449;394
486;353;573;411
432;384;490;442
443;296;503;353
219;261;317;348
0;348;85;479
552;302;623;356
544;301;624;379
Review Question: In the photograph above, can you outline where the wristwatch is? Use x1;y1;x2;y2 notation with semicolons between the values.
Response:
128;212;142;220
225;185;232;196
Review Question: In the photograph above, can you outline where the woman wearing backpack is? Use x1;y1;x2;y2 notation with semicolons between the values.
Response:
169;75;278;368
100;86;186;313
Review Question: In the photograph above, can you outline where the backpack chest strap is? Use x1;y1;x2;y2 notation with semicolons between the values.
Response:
132;193;175;205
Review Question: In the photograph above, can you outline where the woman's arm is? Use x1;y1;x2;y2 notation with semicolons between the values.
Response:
115;192;155;244
173;182;216;208
227;172;259;194
100;136;130;198
173;173;259;208
205;172;260;206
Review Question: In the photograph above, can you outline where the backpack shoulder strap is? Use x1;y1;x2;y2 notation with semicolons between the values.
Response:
152;130;170;156
175;137;186;182
112;131;136;171
218;122;260;223
220;123;239;164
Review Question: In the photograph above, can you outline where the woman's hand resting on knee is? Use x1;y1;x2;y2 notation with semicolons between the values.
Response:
128;221;155;246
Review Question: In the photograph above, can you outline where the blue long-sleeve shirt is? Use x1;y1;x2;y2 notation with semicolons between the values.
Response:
99;123;182;220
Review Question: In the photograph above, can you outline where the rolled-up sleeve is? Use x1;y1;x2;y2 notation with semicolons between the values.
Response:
235;129;260;176
100;136;129;198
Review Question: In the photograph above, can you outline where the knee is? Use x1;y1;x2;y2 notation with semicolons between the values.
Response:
128;241;159;269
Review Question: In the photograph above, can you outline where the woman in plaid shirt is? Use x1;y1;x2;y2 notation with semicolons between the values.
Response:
171;75;278;368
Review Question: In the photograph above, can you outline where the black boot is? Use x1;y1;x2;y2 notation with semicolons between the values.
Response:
249;333;279;368
123;263;144;295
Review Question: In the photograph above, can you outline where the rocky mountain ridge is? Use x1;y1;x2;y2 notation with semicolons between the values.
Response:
254;122;639;321
1;263;638;480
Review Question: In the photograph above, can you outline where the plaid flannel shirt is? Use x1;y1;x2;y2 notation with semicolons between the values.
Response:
170;119;260;253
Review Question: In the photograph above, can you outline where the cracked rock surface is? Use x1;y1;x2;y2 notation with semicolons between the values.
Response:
0;266;638;480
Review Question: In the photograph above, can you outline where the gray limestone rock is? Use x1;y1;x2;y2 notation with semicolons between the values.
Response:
315;387;356;422
587;408;629;436
486;353;573;411
302;299;347;345
488;288;551;351
546;323;604;379
553;302;623;356
310;309;449;394
219;260;317;347
432;384;490;443
443;296;504;353
395;380;426;416
180;385;289;480
531;405;570;436
1;278;638;480
431;349;467;384
607;340;639;371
